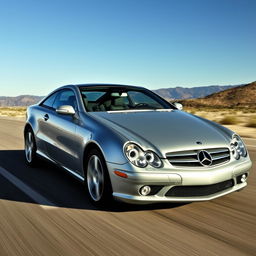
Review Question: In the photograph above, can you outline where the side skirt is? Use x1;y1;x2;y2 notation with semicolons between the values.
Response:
36;151;85;182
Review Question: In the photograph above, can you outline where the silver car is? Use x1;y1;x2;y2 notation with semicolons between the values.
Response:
24;84;252;205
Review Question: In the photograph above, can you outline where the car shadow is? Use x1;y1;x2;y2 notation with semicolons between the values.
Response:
0;150;188;212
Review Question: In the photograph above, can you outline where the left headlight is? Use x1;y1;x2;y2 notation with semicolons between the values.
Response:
124;143;162;168
230;134;247;160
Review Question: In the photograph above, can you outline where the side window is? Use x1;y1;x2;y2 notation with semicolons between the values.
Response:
53;89;78;110
41;92;58;109
128;91;162;108
82;91;106;101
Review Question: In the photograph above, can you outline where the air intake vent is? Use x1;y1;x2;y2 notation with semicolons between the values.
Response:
165;179;234;197
166;148;230;167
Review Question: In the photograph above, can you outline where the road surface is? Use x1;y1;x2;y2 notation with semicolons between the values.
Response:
0;118;255;256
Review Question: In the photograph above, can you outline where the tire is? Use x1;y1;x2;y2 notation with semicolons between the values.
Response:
24;128;38;167
85;148;113;207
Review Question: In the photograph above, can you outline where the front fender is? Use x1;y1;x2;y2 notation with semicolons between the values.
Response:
78;113;128;165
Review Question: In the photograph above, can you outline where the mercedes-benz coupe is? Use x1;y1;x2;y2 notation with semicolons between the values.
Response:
24;84;252;205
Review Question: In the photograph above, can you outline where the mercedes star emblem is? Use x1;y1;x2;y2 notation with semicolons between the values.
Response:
197;150;212;166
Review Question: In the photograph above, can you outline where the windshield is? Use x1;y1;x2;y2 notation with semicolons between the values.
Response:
80;87;173;112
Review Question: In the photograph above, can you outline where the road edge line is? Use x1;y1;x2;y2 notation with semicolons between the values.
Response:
0;166;55;207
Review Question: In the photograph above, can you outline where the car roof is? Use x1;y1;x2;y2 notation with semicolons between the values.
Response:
64;83;146;90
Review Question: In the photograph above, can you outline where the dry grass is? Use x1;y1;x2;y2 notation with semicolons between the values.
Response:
219;116;238;125
246;116;256;128
183;106;256;138
0;107;27;117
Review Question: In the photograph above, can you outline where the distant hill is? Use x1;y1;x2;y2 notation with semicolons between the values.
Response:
153;85;238;100
181;81;256;108
0;82;252;107
0;95;44;107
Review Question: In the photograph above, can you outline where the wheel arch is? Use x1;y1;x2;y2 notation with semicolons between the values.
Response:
83;141;107;170
82;141;103;173
82;141;114;189
83;141;103;160
83;141;114;205
24;123;33;137
24;122;39;153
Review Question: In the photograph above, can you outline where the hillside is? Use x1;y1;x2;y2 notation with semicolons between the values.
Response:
0;83;250;107
153;85;237;100
0;95;43;107
181;81;256;108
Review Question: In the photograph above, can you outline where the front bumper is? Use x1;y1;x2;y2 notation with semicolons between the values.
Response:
107;158;252;204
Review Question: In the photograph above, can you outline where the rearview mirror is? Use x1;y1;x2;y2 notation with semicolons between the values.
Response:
111;92;128;97
173;102;183;110
56;105;76;115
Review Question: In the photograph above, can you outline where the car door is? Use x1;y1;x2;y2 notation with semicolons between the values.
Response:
36;91;59;156
40;89;81;173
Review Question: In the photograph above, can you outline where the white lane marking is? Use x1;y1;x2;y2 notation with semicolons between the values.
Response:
0;166;56;208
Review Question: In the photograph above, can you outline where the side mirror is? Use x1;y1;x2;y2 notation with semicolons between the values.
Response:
56;105;76;115
173;102;183;110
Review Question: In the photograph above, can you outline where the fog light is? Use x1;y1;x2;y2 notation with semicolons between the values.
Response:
140;186;151;196
241;174;247;183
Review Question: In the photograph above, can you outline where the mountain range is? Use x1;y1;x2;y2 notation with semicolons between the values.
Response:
0;95;43;107
153;85;238;100
0;82;254;107
180;81;256;108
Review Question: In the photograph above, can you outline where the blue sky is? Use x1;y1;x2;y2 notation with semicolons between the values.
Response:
0;0;255;96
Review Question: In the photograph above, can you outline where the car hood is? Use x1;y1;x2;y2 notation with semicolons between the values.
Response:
89;110;232;157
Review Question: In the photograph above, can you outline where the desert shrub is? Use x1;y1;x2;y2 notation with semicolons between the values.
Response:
246;116;256;128
188;110;196;114
198;113;206;118
242;108;256;114
219;116;238;125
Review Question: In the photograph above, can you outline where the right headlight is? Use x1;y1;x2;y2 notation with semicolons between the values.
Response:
124;143;162;168
230;134;247;160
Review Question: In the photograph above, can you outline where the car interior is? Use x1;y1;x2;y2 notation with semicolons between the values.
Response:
81;89;165;112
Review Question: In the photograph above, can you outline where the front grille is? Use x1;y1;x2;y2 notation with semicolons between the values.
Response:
165;179;234;197
166;148;230;167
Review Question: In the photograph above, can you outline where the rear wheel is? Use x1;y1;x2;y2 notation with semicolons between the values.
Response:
85;148;113;206
24;128;38;166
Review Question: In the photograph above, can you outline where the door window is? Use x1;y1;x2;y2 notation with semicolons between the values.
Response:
53;90;78;110
41;92;58;109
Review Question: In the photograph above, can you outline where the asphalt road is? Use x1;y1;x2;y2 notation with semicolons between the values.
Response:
0;118;255;256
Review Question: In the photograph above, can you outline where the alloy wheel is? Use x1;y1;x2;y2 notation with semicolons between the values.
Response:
87;155;105;201
25;131;34;163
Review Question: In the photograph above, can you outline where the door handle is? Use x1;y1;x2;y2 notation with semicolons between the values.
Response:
44;114;49;121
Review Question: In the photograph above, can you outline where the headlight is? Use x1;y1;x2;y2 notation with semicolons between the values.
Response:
124;143;162;168
230;135;247;160
145;151;162;168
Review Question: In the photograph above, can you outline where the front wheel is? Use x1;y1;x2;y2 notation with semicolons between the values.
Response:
85;149;113;206
24;128;38;166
